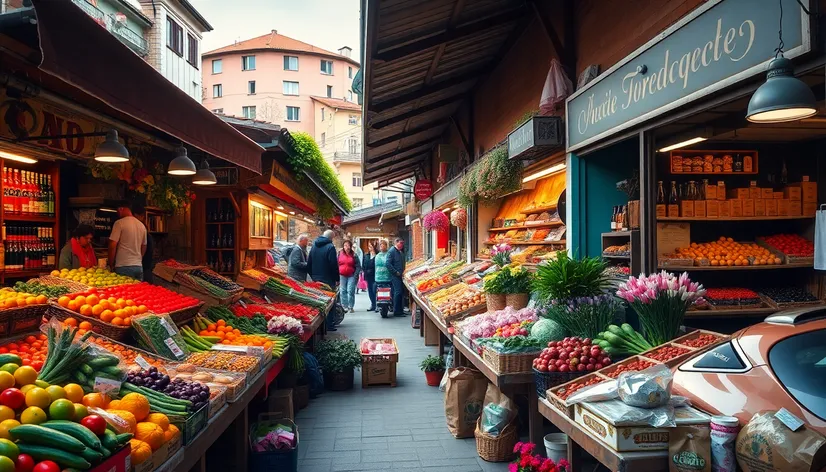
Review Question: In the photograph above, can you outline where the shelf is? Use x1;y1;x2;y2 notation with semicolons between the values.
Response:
658;216;813;222
519;204;557;215
602;231;636;237
3;215;56;223
670;171;757;175
488;221;563;231
484;240;566;246
686;306;779;317
602;254;630;259
657;263;812;271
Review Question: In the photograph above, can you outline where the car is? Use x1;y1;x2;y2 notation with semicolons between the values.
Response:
672;307;826;436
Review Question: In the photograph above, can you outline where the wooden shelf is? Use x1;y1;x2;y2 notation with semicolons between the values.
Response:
488;221;563;231
670;171;757;175
686;306;779;317
519;204;557;215
657;263;812;271
206;248;235;251
602;254;630;259
3;269;49;278
602;231;636;237
658;216;812;222
484;240;566;246
3;214;56;223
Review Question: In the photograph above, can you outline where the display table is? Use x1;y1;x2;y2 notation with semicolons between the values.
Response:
537;398;667;472
407;281;451;355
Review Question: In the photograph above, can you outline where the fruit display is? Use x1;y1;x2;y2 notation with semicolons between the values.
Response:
359;339;397;355
130;314;189;361
0;290;48;309
552;375;608;400
50;267;137;287
679;333;722;349
759;286;820;306
493;320;533;338
644;344;691;362
666;237;781;267
760;234;814;258
602;358;655;379
426;283;469;306
56;291;148;327
593;324;653;356
532;337;612;373
203;307;267;334
417;274;453;292
12;282;70;299
95;283;200;315
124;368;209;412
704;288;762;308
0;335;47;372
231;299;316;324
88;337;168;371
189;319;276;350
434;289;485;317
186;351;259;373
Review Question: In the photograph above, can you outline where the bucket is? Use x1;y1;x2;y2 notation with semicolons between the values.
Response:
544;433;568;465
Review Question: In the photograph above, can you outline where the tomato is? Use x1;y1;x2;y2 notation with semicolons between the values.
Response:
0;389;24;410
31;461;59;472
30;361;43;372
80;415;106;435
15;454;34;472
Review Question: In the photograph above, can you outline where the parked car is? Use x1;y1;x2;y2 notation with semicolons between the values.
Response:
673;307;826;436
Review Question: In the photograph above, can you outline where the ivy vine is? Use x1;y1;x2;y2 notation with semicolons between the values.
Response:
287;132;353;218
457;145;522;206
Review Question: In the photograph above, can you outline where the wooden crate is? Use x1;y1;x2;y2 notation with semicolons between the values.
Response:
361;338;399;387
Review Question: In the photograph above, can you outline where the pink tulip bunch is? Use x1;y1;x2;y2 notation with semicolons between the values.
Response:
491;243;513;267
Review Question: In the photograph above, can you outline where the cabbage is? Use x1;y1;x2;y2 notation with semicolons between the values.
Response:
530;318;566;343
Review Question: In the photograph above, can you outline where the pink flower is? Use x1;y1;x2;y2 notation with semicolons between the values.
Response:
521;443;535;454
513;442;523;453
558;458;570;471
508;464;518;472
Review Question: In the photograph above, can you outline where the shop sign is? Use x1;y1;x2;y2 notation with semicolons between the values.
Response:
0;87;101;158
211;167;239;186
566;0;810;152
365;226;383;233
507;116;563;160
414;179;433;200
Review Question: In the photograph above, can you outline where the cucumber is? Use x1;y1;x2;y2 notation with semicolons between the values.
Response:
41;421;102;450
78;447;102;464
99;444;112;458
10;424;86;452
201;336;221;343
101;430;119;449
16;444;92;469
0;354;21;365
100;365;124;377
72;371;88;385
79;364;94;376
87;356;119;368
114;433;133;446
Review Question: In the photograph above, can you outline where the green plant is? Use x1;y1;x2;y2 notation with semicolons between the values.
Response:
419;355;445;372
533;252;610;303
288;132;352;216
545;294;623;339
513;109;539;129
457;146;522;206
316;339;362;373
484;265;534;294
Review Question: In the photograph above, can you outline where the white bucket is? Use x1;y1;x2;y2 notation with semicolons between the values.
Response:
544;433;568;464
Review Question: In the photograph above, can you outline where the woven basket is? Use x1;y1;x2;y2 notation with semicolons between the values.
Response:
45;304;132;341
165;303;203;326
482;348;539;374
486;294;506;312
533;368;583;398
0;304;49;335
474;417;517;462
505;293;529;310
29;276;89;294
293;383;310;410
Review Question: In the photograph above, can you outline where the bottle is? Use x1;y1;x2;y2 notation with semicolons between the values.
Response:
781;160;788;184
226;231;233;248
668;181;679;217
46;175;54;217
2;168;8;214
610;206;617;231
734;153;743;172
656;181;666;218
743;154;753;173
622;206;629;231
218;205;225;222
11;169;20;215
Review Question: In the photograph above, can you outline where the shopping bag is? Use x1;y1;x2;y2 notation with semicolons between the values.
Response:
444;367;488;438
815;205;826;270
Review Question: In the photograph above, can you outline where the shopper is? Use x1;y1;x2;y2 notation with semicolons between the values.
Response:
337;239;361;313
58;224;97;270
287;233;310;281
132;206;155;283
108;203;147;281
308;230;339;331
353;244;364;293
362;242;377;311
385;237;406;317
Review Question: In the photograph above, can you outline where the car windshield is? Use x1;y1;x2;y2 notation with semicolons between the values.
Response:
768;329;826;420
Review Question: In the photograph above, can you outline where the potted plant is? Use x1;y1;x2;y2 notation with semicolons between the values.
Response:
316;339;362;391
510;442;569;472
419;355;446;386
483;267;508;312
503;265;534;310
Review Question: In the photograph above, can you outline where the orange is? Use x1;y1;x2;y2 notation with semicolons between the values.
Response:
24;388;51;409
64;317;78;327
20;406;46;425
123;317;132;326
63;383;84;403
125;300;136;307
0;372;13;391
80;304;93;316
82;393;108;408
100;310;114;322
91;305;104;316
112;317;124;326
25;297;36;306
45;385;66;402
67;300;80;312
114;309;125;318
74;295;86;306
0;420;18;440
137;305;148;314
79;321;92;330
35;295;47;304
116;299;126;309
0;407;14;423
86;295;100;306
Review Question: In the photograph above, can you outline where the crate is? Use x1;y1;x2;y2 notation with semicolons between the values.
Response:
533;368;584;399
637;343;697;368
545;372;613;418
599;355;661;379
152;262;205;283
169;403;208;445
482;348;539;374
166;366;247;403
361;338;399;387
208;385;227;419
248;415;298;472
671;329;729;351
267;389;294;420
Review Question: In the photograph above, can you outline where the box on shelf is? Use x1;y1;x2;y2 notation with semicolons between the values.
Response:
90;444;130;472
761;188;774;199
783;186;802;201
803;201;817;217
730;199;743;217
789;200;802;216
790;180;817;203
765;199;778;216
755;199;765;216
748;187;761;199
680;201;694;218
667;204;679;218
693;201;706;218
545;372;612;418
718;200;731;217
704;184;717;200
706;200;719;218
773;191;784;200
778;199;790;216
728;188;749;199
742;199;754;217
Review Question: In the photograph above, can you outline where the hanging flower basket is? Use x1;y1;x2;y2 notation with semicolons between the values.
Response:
423;210;449;232
450;208;468;229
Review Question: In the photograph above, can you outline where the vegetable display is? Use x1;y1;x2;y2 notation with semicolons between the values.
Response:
125;368;209;412
263;278;327;308
131;315;190;360
12;282;69;299
50;267;137;288
96;283;200;315
203;307;267;334
593;324;653;356
532;337;612;373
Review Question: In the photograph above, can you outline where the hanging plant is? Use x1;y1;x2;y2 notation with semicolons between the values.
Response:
88;158;192;213
457;145;522;205
450;208;467;229
423;210;449;232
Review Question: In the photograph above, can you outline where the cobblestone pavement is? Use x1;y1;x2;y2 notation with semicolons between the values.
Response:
296;292;509;472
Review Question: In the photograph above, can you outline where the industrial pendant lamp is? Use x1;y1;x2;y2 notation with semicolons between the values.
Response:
746;0;817;123
94;129;130;163
192;160;217;185
168;145;197;175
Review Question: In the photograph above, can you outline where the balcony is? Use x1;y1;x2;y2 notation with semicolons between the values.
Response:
71;0;148;57
332;151;361;163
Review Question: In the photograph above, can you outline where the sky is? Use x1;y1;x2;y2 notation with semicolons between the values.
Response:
189;0;362;60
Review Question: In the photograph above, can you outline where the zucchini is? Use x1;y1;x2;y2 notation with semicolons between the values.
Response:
78;447;102;464
0;354;21;365
17;444;92;469
87;356;119;368
34;379;50;389
41;421;102;450
101;430;119;450
100;366;124;377
72;371;88;385
10;424;86;452
79;364;94;376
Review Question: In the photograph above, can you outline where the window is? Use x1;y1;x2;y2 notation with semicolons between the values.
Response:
386;196;398;204
321;108;326;121
348;66;353;78
186;34;198;66
283;55;298;71
348;137;357;154
347;90;353;102
352;172;362;187
242;55;256;71
248;81;256;95
326;85;333;98
242;106;256;119
212;108;224;114
373;197;381;207
769;330;826;420
353;198;363;208
212;59;222;74
282;81;299;95
320;60;333;75
166;17;183;56
212;84;222;98
348;114;358;125
321;132;326;146
286;106;300;121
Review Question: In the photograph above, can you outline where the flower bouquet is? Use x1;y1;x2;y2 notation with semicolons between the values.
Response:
616;271;706;345
510;442;569;472
266;315;304;336
423;210;449;232
491;243;513;267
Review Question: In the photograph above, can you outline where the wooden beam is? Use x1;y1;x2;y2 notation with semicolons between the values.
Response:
378;170;418;188
366;119;448;148
366;140;438;164
370;94;466;129
365;153;429;180
423;0;465;86
372;68;482;112
450;116;472;156
531;1;564;62
374;7;524;62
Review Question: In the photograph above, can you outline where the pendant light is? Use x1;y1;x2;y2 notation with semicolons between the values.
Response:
94;129;130;163
192;159;217;185
746;0;817;123
168;145;197;175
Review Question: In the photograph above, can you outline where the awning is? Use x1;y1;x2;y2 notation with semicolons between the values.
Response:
30;0;263;173
378;208;402;225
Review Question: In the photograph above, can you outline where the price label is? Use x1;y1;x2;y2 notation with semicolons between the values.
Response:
776;408;804;431
164;338;185;359
159;317;177;336
238;300;248;308
135;355;151;370
246;346;265;357
94;376;122;395
263;295;272;303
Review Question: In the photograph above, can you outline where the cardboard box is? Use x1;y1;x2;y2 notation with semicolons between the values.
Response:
803;201;817;217
655;204;666;219
730;199;743;217
729;188;749;199
755;199;765;216
778;199;790;216
784;186;802;201
761;188;774;199
749;187;762;199
790;181;817;203
268;389;294;420
773;192;784;200
706;200;719;218
765;199;778;216
742;199;755;217
693;200;706;218
705;184;717;200
717;183;726;201
155;435;183;472
362;338;399;387
667;204;680;218
789;199;802;216
574;403;711;452
680;201;694;218
719;200;731;217
91;444;131;472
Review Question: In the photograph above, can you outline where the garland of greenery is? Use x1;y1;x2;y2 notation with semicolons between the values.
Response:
287;132;353;219
457;145;522;206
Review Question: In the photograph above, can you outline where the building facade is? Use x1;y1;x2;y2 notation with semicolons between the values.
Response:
201;30;360;135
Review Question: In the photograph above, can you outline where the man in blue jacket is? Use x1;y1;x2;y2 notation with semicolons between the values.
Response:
385;238;406;317
308;230;340;330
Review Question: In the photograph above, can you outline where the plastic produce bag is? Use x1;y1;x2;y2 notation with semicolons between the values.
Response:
439;346;454;392
539;58;573;116
736;412;826;472
131;314;190;360
480;383;516;436
815;205;826;270
618;363;673;408
583;399;677;428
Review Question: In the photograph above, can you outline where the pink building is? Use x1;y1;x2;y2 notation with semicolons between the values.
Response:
201;30;360;135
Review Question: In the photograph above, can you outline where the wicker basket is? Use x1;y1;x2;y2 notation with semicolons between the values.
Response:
45;304;132;341
505;293;529;310
486;294;506;312
474;417;517;462
1;304;49;335
533;368;583;398
29;276;89;294
482;348;539;374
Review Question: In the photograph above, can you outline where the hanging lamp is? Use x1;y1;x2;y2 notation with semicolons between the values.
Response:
192;160;217;185
168;145;197;175
94;129;130;163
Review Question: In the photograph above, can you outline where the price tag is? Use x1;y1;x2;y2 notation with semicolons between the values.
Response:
775;408;804;431
159;317;177;336
211;344;246;354
246;346;265;357
134;355;151;370
94;376;122;395
263;295;272;303
238;300;248;308
164;338;185;359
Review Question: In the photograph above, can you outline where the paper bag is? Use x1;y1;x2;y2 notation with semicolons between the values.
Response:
444;367;488;438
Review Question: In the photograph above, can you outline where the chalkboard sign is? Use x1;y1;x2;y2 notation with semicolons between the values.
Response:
212;167;239;186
